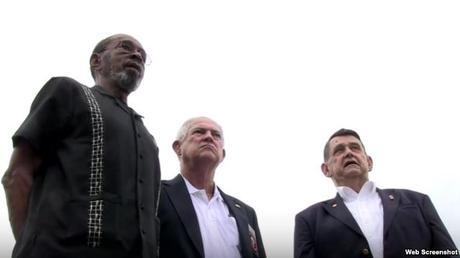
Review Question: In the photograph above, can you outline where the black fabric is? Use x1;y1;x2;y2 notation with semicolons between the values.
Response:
12;77;161;258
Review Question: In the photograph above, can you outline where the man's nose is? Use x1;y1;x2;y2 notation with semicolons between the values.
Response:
130;51;144;64
344;147;354;157
202;130;215;141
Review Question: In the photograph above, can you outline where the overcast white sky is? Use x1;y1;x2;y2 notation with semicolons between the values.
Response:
1;1;459;257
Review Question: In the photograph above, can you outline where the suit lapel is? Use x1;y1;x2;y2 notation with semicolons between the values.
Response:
324;194;365;236
220;189;254;258
378;189;399;236
165;175;204;258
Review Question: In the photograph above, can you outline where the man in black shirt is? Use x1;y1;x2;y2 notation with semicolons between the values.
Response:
2;34;161;258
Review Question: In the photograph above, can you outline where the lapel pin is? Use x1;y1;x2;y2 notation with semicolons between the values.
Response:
388;194;394;200
235;203;241;208
332;203;338;208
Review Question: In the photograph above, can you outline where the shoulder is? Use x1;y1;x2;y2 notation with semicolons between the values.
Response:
224;193;252;209
380;188;427;198
220;189;257;214
44;76;86;90
161;174;183;187
380;188;429;203
48;76;84;85
27;76;88;111
160;175;187;199
161;179;174;190
35;77;86;99
295;198;334;219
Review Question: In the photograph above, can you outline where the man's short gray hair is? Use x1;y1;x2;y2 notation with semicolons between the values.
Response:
176;117;224;142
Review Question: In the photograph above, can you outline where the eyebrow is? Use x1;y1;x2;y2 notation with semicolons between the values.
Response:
192;127;220;133
120;40;147;58
332;142;362;151
332;143;345;151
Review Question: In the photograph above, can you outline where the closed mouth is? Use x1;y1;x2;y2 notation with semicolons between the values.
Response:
200;144;217;151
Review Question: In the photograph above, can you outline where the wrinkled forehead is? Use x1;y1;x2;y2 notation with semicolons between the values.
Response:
188;118;222;132
108;34;143;48
329;135;363;148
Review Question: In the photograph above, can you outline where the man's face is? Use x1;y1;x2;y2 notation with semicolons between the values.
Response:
176;118;225;165
100;35;146;92
321;135;373;185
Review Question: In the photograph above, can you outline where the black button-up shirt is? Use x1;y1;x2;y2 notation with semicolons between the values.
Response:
12;77;161;258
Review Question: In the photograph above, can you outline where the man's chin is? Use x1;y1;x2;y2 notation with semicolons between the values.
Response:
113;72;141;93
120;81;140;93
343;170;366;179
197;152;221;163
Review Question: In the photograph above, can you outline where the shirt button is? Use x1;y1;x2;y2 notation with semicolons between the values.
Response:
142;229;146;235
139;179;144;184
361;248;370;256
137;133;141;138
139;154;143;159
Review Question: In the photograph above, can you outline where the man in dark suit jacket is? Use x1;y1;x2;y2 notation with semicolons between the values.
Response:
158;117;266;258
294;129;458;258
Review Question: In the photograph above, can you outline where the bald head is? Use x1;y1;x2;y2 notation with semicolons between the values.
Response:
89;34;143;80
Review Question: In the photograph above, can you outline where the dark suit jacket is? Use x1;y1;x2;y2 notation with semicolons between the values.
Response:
158;174;266;258
294;188;458;258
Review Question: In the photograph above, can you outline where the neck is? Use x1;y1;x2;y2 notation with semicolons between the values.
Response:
336;178;368;193
181;162;217;199
96;78;129;103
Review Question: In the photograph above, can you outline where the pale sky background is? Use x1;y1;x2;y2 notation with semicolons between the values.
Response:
1;1;459;257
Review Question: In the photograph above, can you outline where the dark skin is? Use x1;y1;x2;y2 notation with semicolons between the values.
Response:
90;34;146;103
2;34;146;240
2;141;41;240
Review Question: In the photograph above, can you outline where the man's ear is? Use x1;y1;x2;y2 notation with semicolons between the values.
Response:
90;53;102;72
222;148;226;160
367;155;373;172
172;140;181;157
321;163;331;177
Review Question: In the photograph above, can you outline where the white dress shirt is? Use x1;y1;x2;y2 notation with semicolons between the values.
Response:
183;176;241;258
337;181;384;258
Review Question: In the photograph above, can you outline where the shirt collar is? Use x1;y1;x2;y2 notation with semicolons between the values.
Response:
181;174;222;202
337;181;377;202
93;85;143;118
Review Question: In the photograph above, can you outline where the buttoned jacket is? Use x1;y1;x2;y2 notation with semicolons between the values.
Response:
158;174;266;258
294;188;457;258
